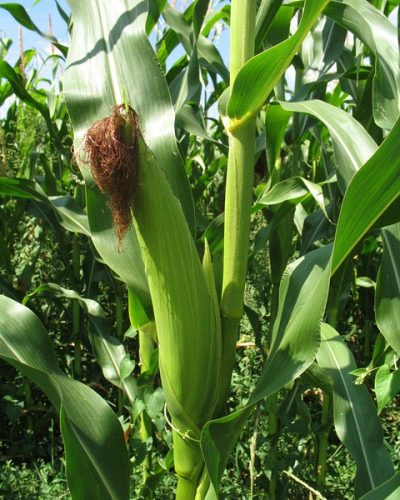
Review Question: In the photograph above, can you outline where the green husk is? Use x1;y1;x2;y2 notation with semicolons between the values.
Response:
132;139;221;495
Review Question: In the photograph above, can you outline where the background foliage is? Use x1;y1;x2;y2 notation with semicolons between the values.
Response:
0;0;399;499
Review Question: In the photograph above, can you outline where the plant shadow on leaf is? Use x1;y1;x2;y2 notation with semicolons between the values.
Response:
67;3;147;69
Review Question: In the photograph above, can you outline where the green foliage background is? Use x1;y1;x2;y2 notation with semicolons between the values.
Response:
0;0;399;499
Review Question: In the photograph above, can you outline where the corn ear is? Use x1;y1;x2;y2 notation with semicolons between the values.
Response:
202;240;222;357
132;140;221;494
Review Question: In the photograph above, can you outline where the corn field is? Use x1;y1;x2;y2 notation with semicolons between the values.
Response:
0;0;399;499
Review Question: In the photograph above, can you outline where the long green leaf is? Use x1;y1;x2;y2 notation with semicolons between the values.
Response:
0;60;65;150
326;0;400;129
0;178;90;236
374;365;400;415
376;223;400;356
317;323;394;497
49;196;90;236
23;283;137;403
279;100;377;191
0;59;48;115
202;245;331;494
257;175;331;220
162;3;229;82
332;118;400;273
0;177;48;202
0;2;61;48
0;295;130;500
279;102;400;323
360;472;400;500
227;0;330;126
64;0;197;310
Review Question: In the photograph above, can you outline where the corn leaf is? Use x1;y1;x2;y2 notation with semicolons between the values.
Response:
146;0;167;34
332;118;400;273
0;178;90;236
279;99;377;191
0;295;130;500
64;0;196;311
301;16;347;83
285;0;400;129
227;0;330;125
202;244;331;494
162;3;229;82
317;323;394;496
257;176;330;220
326;0;400;129
23;283;137;403
376;223;400;356
0;177;49;202
0;60;64;150
48;195;90;236
0;2;64;53
360;472;400;500
374;365;400;415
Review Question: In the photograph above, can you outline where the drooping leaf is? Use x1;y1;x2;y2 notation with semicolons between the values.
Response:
227;0;330;125
0;295;130;499
23;283;137;403
332;118;400;273
279;99;377;192
376;223;400;356
0;177;48;202
49;195;90;236
0;3;59;44
0;177;91;237
257;176;331;220
326;0;400;129
0;59;48;115
0;60;64;150
317;323;394;496
202;245;331;494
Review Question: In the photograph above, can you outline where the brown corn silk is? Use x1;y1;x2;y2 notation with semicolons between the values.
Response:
84;105;139;248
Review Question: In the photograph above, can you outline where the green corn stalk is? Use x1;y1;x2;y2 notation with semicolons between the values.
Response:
218;0;257;414
131;140;221;498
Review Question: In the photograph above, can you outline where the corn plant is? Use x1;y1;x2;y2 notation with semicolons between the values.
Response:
1;0;400;499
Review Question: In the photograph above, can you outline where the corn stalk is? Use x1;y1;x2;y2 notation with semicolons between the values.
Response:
218;0;257;414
